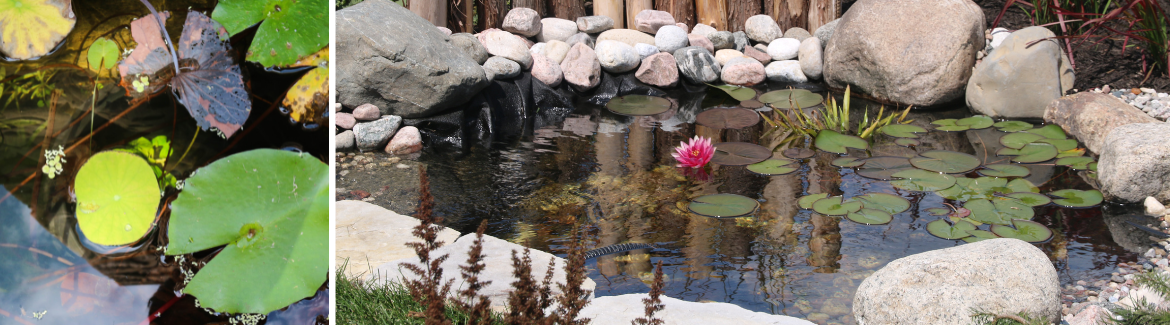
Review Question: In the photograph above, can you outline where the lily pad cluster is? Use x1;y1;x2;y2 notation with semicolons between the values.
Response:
797;192;910;225
706;84;824;110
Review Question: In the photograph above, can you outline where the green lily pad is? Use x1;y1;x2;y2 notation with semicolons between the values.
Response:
965;198;1034;225
1089;162;1097;171
688;193;760;217
990;219;1053;243
814;129;868;154
606;95;674;116
847;209;894;225
926;208;952;216
167;149;328;314
894;138;921;147
75;151;161;247
890;169;957;191
759;89;823;109
856;156;914;180
936;177;1008;201
926;219;976;239
1056;156;1095;170
1024;124;1067;139
854;193;910;214
798;193;829;209
997;143;1058;163
932;119;969;132
880;124;928;138
697;107;760;129
999;132;1045;149
994;120;1034;132
831;157;865;168
812;196;863;215
978;164;1030;178
712;142;771;166
910;150;981;174
1057;148;1086;158
1005;178;1040;193
87;37;121;72
213;0;328;67
1049;189;1104;208
956;115;994;129
782;148;815;159
747;159;800;175
1007;192;1051;207
963;229;1001;243
1036;138;1079;151
707;83;758;101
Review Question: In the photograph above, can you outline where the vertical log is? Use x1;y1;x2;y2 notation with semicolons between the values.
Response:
807;0;839;33
694;0;727;31
447;0;474;33
477;0;507;31
724;0;760;33
550;0;586;21
410;0;446;26
765;0;807;30
595;0;626;29
626;0;654;29
655;0;695;27
513;0;545;17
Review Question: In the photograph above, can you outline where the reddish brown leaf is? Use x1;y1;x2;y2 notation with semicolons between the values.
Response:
117;12;174;98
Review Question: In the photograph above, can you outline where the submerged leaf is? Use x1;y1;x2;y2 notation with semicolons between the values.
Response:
607;95;673;116
711;142;771;166
696;107;760;129
689;193;759;217
706;83;757;101
0;0;75;60
213;0;328;67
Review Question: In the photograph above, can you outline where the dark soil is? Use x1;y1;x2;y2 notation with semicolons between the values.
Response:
975;0;1170;91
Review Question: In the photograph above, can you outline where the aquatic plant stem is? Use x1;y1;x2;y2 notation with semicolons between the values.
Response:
174;128;199;171
136;0;182;73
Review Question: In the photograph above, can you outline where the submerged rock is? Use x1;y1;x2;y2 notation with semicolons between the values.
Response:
1043;92;1156;154
1098;123;1170;203
673;46;721;84
336;200;460;278
579;294;816;325
968;27;1074;118
854;238;1060;324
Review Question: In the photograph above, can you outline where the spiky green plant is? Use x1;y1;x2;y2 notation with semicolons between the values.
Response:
1112;271;1170;324
761;86;912;150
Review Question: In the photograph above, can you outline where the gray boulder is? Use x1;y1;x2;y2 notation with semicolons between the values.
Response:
577;16;614;34
744;14;781;43
824;0;984;107
708;31;735;50
813;18;838;48
673;46;721;84
797;37;822;80
732;31;749;51
501;8;542;37
483;56;522;79
1043;92;1157;154
337;0;488;118
1098;123;1170;203
967;26;1074;118
566;32;595;49
854;238;1060;324
783;27;811;41
450;33;489;64
353;115;403;151
654;25;689;53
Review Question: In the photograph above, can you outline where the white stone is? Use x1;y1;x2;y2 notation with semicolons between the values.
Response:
989;27;1011;49
635;43;660;61
744;15;782;43
691;23;718;38
579;294;817;325
483;56;521;79
595;40;640;73
537;18;579;43
480;29;533;69
765;60;806;83
767;38;801;61
797;37;823;80
1148;196;1167;216
654;25;689;53
714;49;746;66
540;40;571;63
336;200;461;279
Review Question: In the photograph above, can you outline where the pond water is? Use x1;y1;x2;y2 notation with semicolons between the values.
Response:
0;1;328;324
387;78;1142;324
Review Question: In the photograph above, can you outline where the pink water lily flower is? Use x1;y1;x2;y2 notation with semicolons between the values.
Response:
672;136;714;168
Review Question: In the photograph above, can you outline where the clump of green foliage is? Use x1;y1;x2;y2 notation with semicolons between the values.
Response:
763;86;912;148
0;68;57;110
1112;271;1170;324
338;261;504;325
118;136;179;192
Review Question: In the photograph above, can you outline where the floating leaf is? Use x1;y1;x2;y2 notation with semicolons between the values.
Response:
997;143;1058;163
847;209;893;225
798;193;829;209
606;95;673;116
926;219;976;239
963;229;1001;243
711;142;771;165
1025;124;1067;139
854;193;910;214
831;157;865;168
1005;178;1040;193
890;169;957;191
978;164;1030;178
706;83;757;101
74;151;160;247
936;177;1008;201
1056;148;1086;158
856;156;913;180
118;12;173;98
1056;156;1094;170
956;115;994;129
212;0;328;67
880;124;928;138
1007;192;1051;207
999;132;1045;149
759;89;823;109
282;48;328;125
894;138;920;147
740;99;765;109
0;0;75;60
1089;162;1097;171
167;149;328;314
1049;189;1104;208
990;219;1053;242
688;193;760;217
1036;138;1078;151
994;120;1033;132
965;198;1034;225
931;119;969;132
812;196;862;215
782;148;814;159
87;37;121;72
926;208;952;216
696;107;760;129
814;129;868;154
910;150;981;174
747;159;799;175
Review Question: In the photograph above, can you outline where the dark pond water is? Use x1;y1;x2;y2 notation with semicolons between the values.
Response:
402;78;1142;324
0;1;328;324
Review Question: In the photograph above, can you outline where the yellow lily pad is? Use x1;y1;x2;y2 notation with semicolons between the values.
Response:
0;0;76;60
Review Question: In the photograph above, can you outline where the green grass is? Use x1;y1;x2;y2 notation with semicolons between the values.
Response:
336;264;506;325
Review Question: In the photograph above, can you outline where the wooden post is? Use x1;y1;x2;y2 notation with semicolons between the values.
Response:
477;0;507;31
448;0;474;33
765;0;807;30
550;0;586;21
410;0;446;26
807;0;839;33
595;0;625;29
513;0;545;17
694;0;727;31
655;0;695;27
626;0;654;29
725;0;760;33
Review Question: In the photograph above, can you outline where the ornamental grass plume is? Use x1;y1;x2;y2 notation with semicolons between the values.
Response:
672;136;714;168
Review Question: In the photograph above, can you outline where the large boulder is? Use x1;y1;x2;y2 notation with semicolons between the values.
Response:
336;200;460;279
853;238;1060;324
967;27;1075;118
337;0;488;118
1043;92;1157;154
824;0;984;107
580;294;816;325
1098;123;1170;203
673;46;721;84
